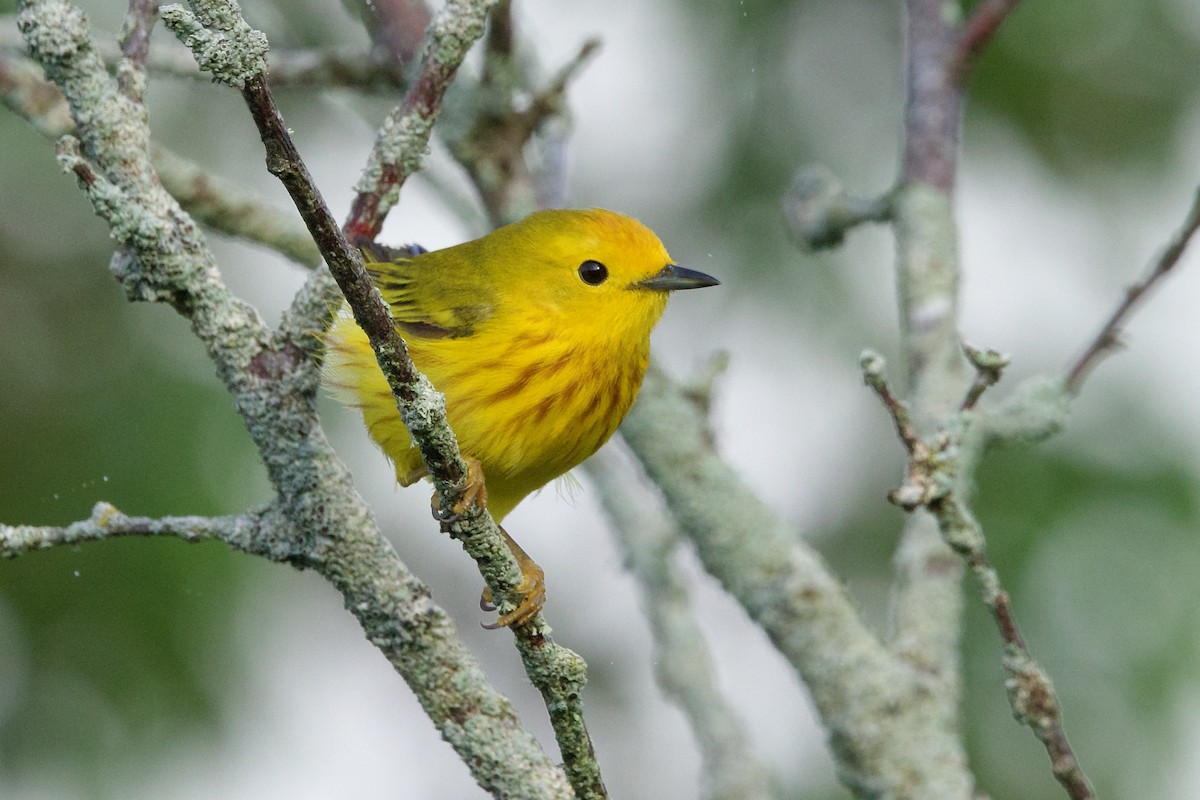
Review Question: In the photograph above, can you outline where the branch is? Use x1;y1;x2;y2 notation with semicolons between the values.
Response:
863;354;1096;800
342;0;496;243
281;0;504;348
450;28;600;226
116;0;158;99
352;0;430;72
0;502;267;557
1065;185;1200;394
782;164;893;252
17;2;571;795
933;497;1093;800
2;20;413;89
584;448;777;800
882;0;971;742
162;2;608;796
620;366;978;796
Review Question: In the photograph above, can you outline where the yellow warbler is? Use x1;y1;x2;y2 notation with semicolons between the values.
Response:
323;208;718;626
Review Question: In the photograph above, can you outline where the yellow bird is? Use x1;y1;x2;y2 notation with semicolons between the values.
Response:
323;208;719;626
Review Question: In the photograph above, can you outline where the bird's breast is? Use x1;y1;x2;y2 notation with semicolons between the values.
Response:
412;327;650;487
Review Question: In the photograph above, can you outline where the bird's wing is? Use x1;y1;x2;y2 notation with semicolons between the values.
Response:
363;244;496;340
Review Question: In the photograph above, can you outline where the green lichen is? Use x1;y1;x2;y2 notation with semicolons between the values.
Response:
160;1;267;88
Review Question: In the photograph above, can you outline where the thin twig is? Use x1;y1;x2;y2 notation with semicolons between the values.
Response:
0;502;268;557
931;496;1095;800
117;0;159;99
358;0;430;72
952;0;1023;83
864;353;1095;800
343;1;496;243
860;350;921;452
1065;186;1200;394
450;32;599;226
960;344;1009;411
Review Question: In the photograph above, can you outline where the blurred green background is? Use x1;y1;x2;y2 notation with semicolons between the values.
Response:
3;0;1200;797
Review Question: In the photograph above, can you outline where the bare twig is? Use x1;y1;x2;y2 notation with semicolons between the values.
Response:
357;0;430;72
902;0;963;194
117;0;159;99
952;0;1024;83
931;495;1094;800
1065;186;1200;394
864;353;1095;800
960;344;1009;411
450;31;599;226
861;350;921;453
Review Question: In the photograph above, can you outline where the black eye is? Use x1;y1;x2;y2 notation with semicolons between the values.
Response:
578;260;608;286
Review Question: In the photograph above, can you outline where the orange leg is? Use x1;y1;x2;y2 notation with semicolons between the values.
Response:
480;526;546;630
427;459;545;628
431;456;488;522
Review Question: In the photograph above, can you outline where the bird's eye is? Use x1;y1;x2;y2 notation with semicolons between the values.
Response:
577;260;608;286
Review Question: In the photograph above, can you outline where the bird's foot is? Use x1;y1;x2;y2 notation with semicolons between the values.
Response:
480;526;546;629
431;456;488;524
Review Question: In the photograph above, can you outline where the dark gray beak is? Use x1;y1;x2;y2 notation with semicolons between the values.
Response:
635;264;721;291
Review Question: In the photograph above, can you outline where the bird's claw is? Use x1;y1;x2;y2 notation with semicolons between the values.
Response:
480;525;546;629
431;457;488;525
480;567;546;629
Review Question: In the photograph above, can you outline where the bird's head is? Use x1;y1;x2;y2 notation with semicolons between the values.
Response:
480;208;719;342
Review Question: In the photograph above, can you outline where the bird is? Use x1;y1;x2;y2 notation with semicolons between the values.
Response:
322;207;719;627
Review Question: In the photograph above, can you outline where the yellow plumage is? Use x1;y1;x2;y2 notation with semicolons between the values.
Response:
322;208;718;625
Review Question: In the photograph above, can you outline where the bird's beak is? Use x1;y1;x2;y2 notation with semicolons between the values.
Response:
635;264;721;291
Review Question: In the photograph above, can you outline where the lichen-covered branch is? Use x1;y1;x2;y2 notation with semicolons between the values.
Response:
279;0;498;350
343;0;499;243
0;501;270;557
880;3;972;760
782;164;893;252
620;366;974;797
161;2;608;796
16;2;572;795
584;447;777;800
